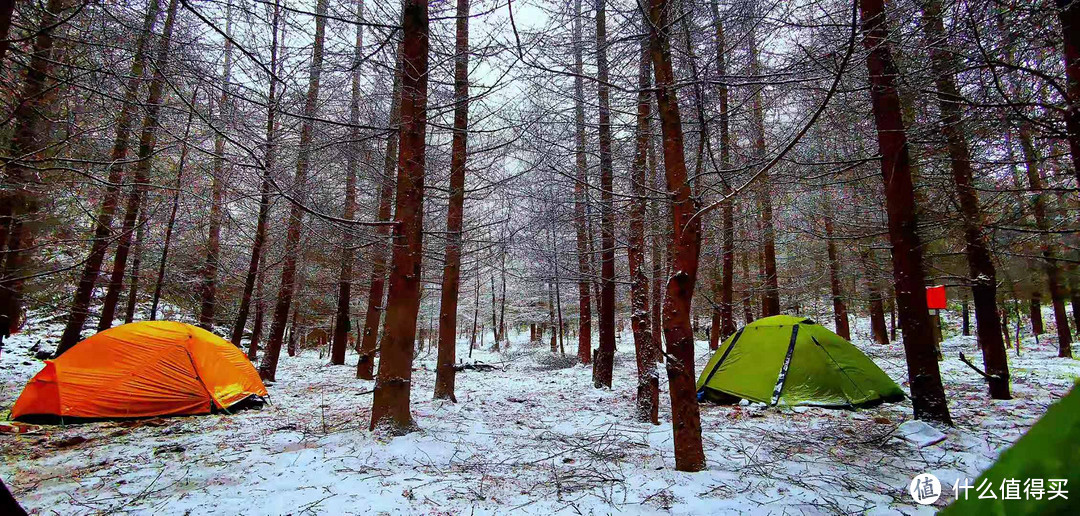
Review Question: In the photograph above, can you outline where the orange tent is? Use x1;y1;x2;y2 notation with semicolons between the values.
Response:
11;321;267;421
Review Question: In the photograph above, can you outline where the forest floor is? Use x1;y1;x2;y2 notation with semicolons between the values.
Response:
1;311;1078;515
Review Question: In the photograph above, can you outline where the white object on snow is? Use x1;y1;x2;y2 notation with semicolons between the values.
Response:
895;420;947;448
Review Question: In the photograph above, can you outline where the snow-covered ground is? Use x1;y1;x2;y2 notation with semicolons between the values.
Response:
1;311;1077;515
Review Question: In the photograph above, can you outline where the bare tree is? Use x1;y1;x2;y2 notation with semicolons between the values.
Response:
434;0;470;402
259;0;329;381
860;0;951;424
370;0;430;433
647;0;706;472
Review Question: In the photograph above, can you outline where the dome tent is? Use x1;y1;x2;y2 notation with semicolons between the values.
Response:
11;321;267;421
697;315;904;408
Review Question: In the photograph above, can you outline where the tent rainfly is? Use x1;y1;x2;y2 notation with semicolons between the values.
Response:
11;321;267;421
697;315;905;408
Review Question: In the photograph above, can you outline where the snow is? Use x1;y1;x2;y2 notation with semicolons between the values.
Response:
2;310;1078;514
895;421;947;448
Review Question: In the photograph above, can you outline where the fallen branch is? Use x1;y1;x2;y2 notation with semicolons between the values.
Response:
959;352;1002;381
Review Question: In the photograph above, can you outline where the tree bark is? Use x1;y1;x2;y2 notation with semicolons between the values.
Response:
199;1;234;330
647;0;706;471
56;0;161;352
710;0;735;340
592;0;616;389
1057;0;1080;186
370;0;429;433
860;0;951;423
248;251;267;361
824;210;850;340
629;29;658;424
1017;124;1071;356
572;0;593;365
434;0;469;401
860;247;889;344
748;25;780;317
232;0;281;347
259;0;328;381
332;0;367;365
920;0;1010;397
357;44;402;380
0;0;72;339
95;0;180;334
123;209;147;324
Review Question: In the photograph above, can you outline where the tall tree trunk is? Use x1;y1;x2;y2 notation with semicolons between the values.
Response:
860;247;889;344
200;1;234;330
232;0;281;347
357;44;402;380
648;115;664;361
572;0;593;365
56;0;161;352
1016;125;1071;356
710;0;735;339
592;0;616;389
741;244;753;324
0;0;72;340
434;0;469;401
489;275;498;348
647;0;706;472
370;0;429;433
248;251;267;360
259;0;328;381
824;209;850;340
96;0;180;334
150;101;194;322
1029;292;1044;335
1057;0;1080;185
748;25;780;317
860;0;951;423
629;29;658;424
920;0;1010;397
123;209;147;323
332;0;367;365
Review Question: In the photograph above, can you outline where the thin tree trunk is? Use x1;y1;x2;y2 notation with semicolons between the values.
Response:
357;44;402;380
1016;124;1071;356
248;251;267;361
123;209;147;324
549;281;557;352
232;0;281;347
593;0;616;389
56;0;161;351
860;247;889;344
332;0;367;365
434;0;469;401
647;0;706;471
646;124;666;363
259;0;328;381
920;0;1010;397
748;25;780;317
96;0;180;334
710;0;735;340
370;0;429;433
860;0;951;423
150;88;197;322
571;0;593;365
199;1;234;330
630;29;658;424
824;209;850;340
1057;0;1080;185
489;275;498;349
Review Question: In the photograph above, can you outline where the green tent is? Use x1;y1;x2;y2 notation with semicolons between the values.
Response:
696;315;905;408
941;384;1080;515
